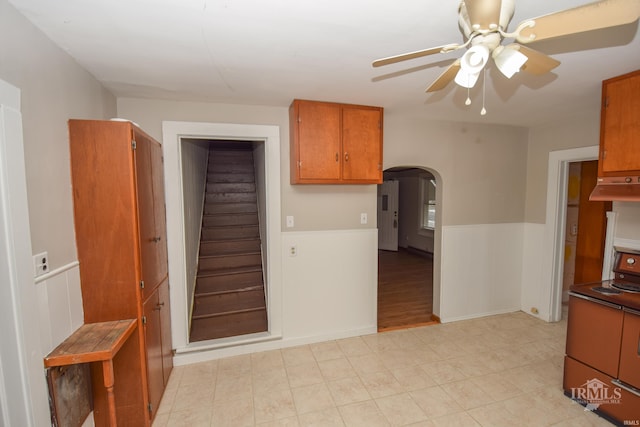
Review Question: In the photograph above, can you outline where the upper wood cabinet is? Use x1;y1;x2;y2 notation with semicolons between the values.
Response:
599;69;640;177
290;99;383;184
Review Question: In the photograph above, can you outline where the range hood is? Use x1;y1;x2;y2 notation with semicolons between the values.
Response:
589;176;640;202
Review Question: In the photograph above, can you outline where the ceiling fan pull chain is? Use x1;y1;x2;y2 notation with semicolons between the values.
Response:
465;85;471;106
480;68;487;116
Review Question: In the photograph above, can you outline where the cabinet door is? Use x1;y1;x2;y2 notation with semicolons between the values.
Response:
150;135;169;280
158;279;173;386
342;107;382;183
600;71;640;174
566;294;623;377
619;309;640;390
295;101;341;182
135;131;167;299
143;288;163;420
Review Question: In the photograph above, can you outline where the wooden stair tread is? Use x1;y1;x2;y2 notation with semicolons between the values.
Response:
195;285;264;298
202;224;258;229
199;250;261;258
192;306;266;320
197;265;262;277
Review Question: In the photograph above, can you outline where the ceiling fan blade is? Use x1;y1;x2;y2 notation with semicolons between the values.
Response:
372;44;460;67
426;60;461;92
464;0;503;30
511;45;561;75
516;0;640;44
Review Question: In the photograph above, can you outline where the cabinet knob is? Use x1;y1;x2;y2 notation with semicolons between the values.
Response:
150;236;161;243
344;152;349;162
335;153;339;162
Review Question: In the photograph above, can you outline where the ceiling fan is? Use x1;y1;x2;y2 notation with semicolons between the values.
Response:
373;0;640;109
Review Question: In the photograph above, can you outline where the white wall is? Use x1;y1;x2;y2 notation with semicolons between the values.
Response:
179;138;210;321
614;202;640;241
281;230;378;339
440;223;523;322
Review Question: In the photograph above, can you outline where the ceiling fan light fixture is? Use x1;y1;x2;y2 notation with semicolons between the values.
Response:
493;47;528;78
460;45;490;74
455;69;481;88
454;44;489;88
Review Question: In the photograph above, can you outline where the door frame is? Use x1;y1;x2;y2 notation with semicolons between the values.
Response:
0;79;49;425
162;121;282;354
545;146;599;322
377;166;442;320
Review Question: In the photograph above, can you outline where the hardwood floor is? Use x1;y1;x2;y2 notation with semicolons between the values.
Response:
377;248;435;332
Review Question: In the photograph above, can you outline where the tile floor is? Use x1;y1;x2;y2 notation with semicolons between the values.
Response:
152;311;613;426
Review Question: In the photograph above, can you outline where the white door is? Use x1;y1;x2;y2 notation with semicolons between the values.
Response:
377;180;399;251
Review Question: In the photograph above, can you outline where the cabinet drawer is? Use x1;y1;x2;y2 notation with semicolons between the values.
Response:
564;356;640;425
620;309;640;390
566;293;623;377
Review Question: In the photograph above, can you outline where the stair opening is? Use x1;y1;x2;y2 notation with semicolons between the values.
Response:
188;140;268;342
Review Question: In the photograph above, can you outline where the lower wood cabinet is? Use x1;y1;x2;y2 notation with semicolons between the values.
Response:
143;279;173;416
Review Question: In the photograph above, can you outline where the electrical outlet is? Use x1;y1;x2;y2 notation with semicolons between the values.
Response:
360;213;368;224
289;245;297;257
33;252;49;277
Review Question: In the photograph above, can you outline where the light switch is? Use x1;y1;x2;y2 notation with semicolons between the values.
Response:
286;216;294;228
360;213;368;224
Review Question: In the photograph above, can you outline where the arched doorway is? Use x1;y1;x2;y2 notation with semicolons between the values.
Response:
377;166;440;331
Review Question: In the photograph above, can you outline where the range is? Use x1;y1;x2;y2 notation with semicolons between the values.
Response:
564;248;640;425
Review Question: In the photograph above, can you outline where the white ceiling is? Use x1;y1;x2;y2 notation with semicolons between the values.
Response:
9;0;640;126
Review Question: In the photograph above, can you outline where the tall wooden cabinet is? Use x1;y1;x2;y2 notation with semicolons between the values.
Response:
68;119;172;426
290;99;383;184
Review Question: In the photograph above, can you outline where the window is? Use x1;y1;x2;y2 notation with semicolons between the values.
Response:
420;176;436;229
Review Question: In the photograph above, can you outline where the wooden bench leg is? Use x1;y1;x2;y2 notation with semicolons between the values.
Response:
101;360;117;427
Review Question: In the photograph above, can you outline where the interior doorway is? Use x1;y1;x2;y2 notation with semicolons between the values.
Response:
162;121;282;353
377;167;438;331
561;160;612;303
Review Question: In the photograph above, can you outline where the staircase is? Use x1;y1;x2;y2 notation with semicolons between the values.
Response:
189;142;268;342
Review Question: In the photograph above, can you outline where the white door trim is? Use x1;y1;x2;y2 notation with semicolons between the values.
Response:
544;145;598;322
0;79;49;426
162;121;282;351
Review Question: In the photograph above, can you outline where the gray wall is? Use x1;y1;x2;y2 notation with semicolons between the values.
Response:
0;0;116;424
118;99;530;231
0;0;116;267
383;110;529;226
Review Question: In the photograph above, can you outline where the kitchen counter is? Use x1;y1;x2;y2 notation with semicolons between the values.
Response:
570;280;640;312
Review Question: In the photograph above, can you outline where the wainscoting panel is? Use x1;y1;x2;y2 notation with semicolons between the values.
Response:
35;262;83;353
440;223;523;322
